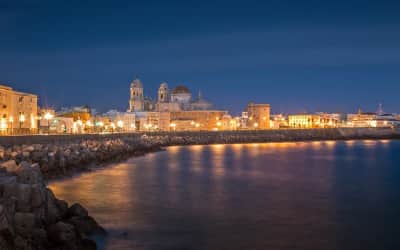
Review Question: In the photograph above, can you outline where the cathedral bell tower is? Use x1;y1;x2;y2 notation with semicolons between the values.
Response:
129;78;144;112
158;82;169;103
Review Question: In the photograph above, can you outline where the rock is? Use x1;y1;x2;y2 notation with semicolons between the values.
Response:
67;203;88;218
14;212;35;237
31;184;46;208
14;235;29;250
45;190;69;225
10;152;19;158
0;160;18;172
81;238;97;250
0;204;11;234
15;183;32;212
32;228;48;248
47;221;79;246
67;216;106;237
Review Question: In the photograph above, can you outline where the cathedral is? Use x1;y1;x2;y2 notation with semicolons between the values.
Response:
128;79;213;113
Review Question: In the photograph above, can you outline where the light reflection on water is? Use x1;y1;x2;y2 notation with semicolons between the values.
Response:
50;140;400;250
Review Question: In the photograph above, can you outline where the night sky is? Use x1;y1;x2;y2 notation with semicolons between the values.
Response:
1;0;400;114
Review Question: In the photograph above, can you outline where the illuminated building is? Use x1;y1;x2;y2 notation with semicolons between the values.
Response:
0;84;38;134
170;110;229;131
128;79;144;112
346;108;399;128
247;103;270;129
270;114;288;129
102;110;136;132
126;79;226;131
288;113;343;128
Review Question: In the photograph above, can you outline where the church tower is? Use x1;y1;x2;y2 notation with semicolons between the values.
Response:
158;82;169;103
129;78;144;112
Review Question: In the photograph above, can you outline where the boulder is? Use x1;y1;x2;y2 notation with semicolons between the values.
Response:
47;221;79;247
0;160;19;173
67;216;106;237
31;184;46;208
46;189;68;225
15;183;32;212
67;203;88;218
15;162;43;185
14;212;35;237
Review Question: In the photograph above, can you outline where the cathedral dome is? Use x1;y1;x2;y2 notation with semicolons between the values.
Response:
131;79;143;88
172;85;190;94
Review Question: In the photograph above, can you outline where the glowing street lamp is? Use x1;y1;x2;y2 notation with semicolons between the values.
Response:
9;116;13;134
19;114;25;131
44;112;53;133
170;123;176;131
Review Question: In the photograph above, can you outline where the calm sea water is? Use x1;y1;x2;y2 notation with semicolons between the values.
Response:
50;140;400;250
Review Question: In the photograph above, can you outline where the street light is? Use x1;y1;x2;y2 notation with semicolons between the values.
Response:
254;122;259;129
44;112;53;134
9;116;13;135
170;123;176;131
19;114;25;133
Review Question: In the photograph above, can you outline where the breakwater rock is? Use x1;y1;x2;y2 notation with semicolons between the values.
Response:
0;160;106;250
0;137;162;179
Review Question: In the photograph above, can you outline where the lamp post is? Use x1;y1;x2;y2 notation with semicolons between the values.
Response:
117;120;124;133
44;112;53;134
9;116;13;135
19;114;25;134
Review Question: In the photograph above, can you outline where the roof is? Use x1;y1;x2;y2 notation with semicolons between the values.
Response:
131;79;143;88
172;85;190;94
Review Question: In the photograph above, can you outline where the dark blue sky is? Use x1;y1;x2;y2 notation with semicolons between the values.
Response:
1;0;400;114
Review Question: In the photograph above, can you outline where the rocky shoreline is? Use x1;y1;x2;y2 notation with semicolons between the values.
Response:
0;160;106;250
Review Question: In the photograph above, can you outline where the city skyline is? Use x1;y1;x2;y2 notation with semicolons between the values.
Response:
1;0;400;114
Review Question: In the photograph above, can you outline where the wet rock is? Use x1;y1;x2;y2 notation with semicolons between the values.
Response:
47;221;79;247
67;203;88;218
67;216;106;238
14;212;35;237
0;160;19;172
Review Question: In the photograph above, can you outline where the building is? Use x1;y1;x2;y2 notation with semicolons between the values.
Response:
126;78;227;131
101;110;136;132
288;113;344;128
129;78;214;113
0;84;38;134
288;114;321;128
170;110;229;131
247;103;271;129
346;109;399;128
270;114;288;129
128;79;144;112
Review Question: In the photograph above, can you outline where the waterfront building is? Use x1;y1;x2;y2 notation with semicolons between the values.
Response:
102;110;136;132
247;103;271;129
270;114;288;129
135;111;160;131
126;78;227;131
288;113;343;128
239;112;249;129
0;84;38;134
346;109;399;128
170;110;229;131
288;114;321;128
